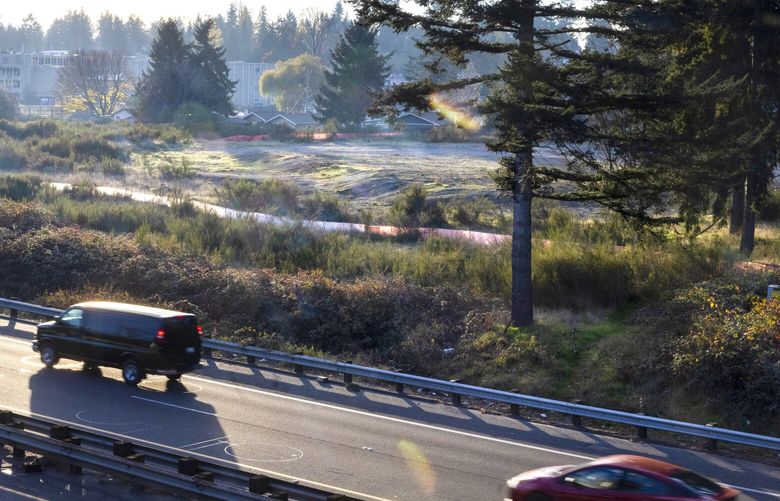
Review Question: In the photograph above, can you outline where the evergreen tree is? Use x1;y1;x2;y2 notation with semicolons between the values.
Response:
46;10;93;51
136;19;191;122
189;18;236;116
254;7;273;61
125;15;150;54
268;11;305;62
315;22;390;127
96;13;128;53
353;0;719;326
19;15;44;52
598;1;780;254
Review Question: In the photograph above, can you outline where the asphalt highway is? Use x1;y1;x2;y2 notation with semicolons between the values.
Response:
1;319;778;500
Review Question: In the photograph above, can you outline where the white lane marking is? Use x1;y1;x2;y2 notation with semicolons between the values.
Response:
732;486;780;499
182;374;593;460
0;484;49;500
179;435;231;449
2;337;33;347
132;396;217;417
187;440;232;452
2;406;391;501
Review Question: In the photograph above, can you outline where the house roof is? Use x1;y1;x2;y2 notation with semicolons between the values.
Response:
266;113;318;126
396;112;441;126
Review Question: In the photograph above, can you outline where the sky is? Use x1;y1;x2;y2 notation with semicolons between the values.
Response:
0;1;353;29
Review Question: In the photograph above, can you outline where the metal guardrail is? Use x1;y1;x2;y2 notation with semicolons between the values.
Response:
0;410;359;501
2;298;780;453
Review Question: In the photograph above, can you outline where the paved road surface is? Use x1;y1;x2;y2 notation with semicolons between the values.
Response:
1;319;777;500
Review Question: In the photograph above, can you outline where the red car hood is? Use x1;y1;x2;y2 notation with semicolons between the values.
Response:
508;465;572;484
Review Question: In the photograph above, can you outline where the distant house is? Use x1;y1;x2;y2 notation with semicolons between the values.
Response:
363;111;448;131
395;112;442;131
65;110;101;122
112;108;136;123
264;113;319;130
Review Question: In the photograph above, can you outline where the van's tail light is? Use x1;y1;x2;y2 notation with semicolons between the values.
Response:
197;325;203;336
155;329;166;344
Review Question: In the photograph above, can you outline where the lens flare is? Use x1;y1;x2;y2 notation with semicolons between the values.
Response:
397;439;436;495
428;94;481;131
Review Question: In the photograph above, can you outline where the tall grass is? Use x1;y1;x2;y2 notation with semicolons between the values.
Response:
37;189;730;308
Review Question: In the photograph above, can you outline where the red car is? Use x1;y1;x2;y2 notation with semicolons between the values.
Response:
506;455;740;501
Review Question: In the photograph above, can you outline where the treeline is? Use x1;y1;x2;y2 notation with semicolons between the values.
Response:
0;3;369;65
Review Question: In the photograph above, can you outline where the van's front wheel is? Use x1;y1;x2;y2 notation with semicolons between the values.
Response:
121;359;144;385
40;344;58;368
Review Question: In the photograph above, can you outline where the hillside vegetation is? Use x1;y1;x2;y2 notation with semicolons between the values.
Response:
1;180;778;434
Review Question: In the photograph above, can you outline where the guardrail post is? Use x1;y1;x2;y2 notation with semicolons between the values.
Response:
112;441;134;458
636;425;648;440
449;379;463;406
178;457;199;475
249;475;270;494
395;383;404;394
569;400;583;428
194;471;214;482
11;420;25;458
0;410;12;425
50;425;71;440
9;308;18;320
294;364;304;375
64;437;82;474
510;404;520;417
246;355;256;365
343;361;353;384
705;423;717;451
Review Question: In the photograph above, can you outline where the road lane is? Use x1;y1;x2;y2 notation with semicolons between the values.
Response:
1;321;778;500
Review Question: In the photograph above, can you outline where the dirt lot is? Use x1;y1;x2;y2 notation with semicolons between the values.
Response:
117;138;564;210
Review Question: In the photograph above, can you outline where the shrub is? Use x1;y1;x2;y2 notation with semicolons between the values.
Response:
174;102;217;135
0;90;18;120
300;192;356;222
387;185;446;229
670;298;780;428
0;174;43;201
0;199;54;234
0;120;58;140
157;156;195;179
215;178;299;215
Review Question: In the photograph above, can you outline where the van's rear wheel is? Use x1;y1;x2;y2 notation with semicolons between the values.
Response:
121;359;144;385
40;344;58;368
166;373;182;381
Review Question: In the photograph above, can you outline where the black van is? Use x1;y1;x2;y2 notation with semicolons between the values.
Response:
34;302;203;385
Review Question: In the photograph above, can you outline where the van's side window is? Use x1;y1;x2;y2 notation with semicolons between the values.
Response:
60;308;83;328
83;310;120;337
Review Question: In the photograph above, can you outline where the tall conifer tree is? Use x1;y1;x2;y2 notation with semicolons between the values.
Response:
189;18;236;116
136;19;190;122
315;22;390;127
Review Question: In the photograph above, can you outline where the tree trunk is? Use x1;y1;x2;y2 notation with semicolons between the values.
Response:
729;177;745;235
510;150;534;327
740;172;757;254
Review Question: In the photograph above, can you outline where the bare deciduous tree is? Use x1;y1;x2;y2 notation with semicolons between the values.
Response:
56;50;130;116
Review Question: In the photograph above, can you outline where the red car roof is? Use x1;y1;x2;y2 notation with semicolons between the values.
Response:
587;455;681;476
